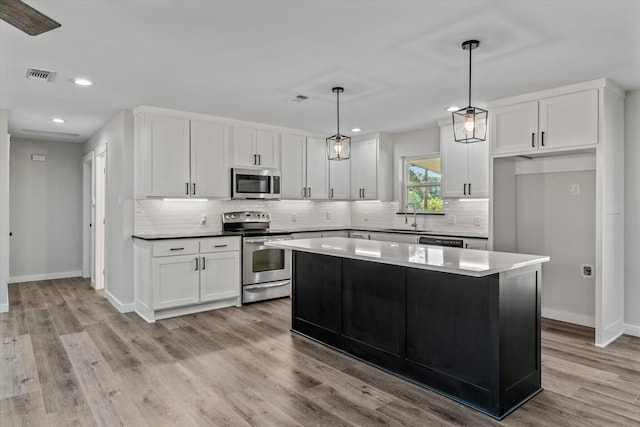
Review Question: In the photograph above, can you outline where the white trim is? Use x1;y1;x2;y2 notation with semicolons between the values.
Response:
9;270;83;284
0;303;7;313
623;323;640;338
542;307;595;328
105;289;135;313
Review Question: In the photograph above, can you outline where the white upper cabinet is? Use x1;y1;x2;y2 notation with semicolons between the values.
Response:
349;135;393;201
491;89;598;157
280;133;328;200
146;115;191;197
190;120;229;198
441;125;488;198
538;90;599;150
350;138;378;200
329;158;350;200
305;137;329;200
135;111;229;198
233;127;280;168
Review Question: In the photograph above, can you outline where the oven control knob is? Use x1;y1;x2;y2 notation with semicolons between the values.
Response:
231;214;235;218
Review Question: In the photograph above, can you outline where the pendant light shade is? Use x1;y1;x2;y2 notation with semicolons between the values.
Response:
452;40;487;143
327;87;351;160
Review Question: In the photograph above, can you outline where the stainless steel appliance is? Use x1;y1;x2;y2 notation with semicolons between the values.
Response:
222;211;291;303
418;236;464;247
231;168;281;200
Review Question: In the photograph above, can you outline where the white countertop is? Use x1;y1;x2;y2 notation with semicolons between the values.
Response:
266;237;549;277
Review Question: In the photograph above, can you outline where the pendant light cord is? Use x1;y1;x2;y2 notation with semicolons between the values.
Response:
336;90;340;134
468;43;472;107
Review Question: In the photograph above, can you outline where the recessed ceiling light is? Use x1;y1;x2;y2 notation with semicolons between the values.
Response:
446;106;460;112
51;118;65;123
351;128;361;132
73;78;94;86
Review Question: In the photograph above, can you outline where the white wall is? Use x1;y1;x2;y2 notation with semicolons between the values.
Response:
0;109;9;312
9;138;84;282
517;170;596;327
392;127;440;201
625;89;640;333
84;110;135;312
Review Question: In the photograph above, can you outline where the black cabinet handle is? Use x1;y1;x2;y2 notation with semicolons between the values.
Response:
463;183;467;195
214;244;228;248
258;154;261;165
201;257;206;270
302;187;306;198
253;154;257;165
308;187;311;198
469;183;472;196
541;131;545;146
330;188;334;199
192;183;196;195
170;247;185;251
531;133;535;148
195;257;199;271
185;182;189;195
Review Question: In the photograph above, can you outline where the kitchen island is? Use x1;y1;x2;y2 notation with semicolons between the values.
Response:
266;237;549;419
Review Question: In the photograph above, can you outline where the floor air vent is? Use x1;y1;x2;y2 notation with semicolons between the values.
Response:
25;67;56;82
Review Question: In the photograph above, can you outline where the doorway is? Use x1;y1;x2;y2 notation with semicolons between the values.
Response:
83;145;106;290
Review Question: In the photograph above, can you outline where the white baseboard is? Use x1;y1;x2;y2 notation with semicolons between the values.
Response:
9;270;83;284
0;302;7;313
105;290;135;313
623;323;640;338
541;307;595;328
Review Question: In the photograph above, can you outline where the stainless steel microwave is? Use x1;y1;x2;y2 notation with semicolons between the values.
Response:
231;168;281;199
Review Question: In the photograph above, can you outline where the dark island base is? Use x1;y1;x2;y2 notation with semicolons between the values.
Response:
291;251;542;420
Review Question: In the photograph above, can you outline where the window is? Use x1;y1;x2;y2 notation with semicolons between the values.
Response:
403;155;443;213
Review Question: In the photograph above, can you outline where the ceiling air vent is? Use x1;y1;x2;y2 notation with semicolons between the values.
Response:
25;67;56;82
286;94;309;103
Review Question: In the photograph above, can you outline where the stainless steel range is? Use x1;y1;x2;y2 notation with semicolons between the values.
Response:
222;211;292;303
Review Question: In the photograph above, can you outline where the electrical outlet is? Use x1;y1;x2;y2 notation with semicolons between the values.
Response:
475;216;481;226
326;212;332;220
200;215;207;225
447;215;456;225
291;213;297;222
571;184;581;196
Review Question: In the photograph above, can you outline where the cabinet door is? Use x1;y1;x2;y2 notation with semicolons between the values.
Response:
539;90;598;150
280;133;306;199
305;137;329;200
147;116;191;196
441;126;469;198
200;252;240;303
351;138;377;199
152;255;200;309
191;120;229;198
467;137;489;197
491;101;538;156
329;157;350;200
233;127;257;167
255;130;280;168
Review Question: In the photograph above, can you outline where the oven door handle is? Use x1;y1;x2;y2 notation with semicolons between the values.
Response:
244;280;291;291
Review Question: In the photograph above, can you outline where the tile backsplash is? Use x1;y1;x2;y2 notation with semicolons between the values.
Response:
134;199;487;235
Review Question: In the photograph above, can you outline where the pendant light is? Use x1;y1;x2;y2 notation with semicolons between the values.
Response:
327;87;351;160
452;40;488;143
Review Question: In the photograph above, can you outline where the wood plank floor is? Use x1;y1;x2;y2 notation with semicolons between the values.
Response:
2;277;640;426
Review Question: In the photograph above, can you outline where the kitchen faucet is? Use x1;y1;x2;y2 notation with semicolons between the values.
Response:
404;203;417;231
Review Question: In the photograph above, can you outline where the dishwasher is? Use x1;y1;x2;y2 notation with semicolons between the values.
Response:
418;236;464;248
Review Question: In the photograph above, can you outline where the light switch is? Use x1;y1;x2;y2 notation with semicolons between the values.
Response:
571;184;581;196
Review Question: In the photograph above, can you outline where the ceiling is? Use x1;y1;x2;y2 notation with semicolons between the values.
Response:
1;0;639;143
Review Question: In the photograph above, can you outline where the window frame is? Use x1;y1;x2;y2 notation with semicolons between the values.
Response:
401;153;444;214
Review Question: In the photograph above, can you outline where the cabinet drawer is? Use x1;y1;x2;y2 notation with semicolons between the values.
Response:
152;239;199;257
199;236;240;253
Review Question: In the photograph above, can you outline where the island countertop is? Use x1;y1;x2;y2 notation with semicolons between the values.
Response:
266;237;549;278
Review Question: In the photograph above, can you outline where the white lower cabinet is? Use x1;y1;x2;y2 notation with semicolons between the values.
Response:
135;236;241;322
153;254;200;310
